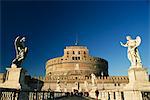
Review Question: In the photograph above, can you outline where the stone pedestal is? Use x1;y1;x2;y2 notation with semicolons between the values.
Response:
55;84;61;92
124;91;142;100
64;88;67;92
128;67;149;82
124;66;150;100
89;86;98;98
0;64;30;90
124;67;150;91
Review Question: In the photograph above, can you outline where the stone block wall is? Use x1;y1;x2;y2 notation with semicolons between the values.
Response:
46;46;108;78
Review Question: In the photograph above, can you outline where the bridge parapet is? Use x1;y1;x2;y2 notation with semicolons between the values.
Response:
0;88;67;100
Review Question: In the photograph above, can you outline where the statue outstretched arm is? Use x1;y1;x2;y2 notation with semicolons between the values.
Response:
120;42;128;47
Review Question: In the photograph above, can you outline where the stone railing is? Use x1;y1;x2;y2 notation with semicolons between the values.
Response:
0;88;67;100
89;90;150;100
93;90;125;100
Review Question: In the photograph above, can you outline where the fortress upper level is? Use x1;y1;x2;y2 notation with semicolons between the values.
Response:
45;45;108;79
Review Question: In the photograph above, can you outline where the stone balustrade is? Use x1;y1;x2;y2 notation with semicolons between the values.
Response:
0;89;67;100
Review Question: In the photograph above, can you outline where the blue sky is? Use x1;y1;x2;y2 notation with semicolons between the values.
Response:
1;1;150;76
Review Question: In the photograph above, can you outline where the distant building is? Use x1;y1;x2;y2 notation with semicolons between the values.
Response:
42;45;129;93
46;45;108;78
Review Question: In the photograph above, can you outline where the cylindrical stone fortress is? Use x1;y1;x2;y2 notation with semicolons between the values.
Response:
45;46;108;79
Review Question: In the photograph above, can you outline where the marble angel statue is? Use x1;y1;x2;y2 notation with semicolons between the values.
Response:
120;36;142;67
12;36;28;67
91;73;96;86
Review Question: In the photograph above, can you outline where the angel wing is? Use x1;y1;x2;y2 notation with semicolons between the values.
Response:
14;36;20;57
135;36;141;47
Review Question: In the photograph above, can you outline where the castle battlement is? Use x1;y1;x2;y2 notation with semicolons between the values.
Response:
45;75;129;84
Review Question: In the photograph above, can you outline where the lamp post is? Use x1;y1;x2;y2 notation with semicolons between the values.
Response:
102;72;104;90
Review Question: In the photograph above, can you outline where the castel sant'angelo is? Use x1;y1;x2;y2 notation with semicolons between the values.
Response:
0;36;149;100
42;43;128;92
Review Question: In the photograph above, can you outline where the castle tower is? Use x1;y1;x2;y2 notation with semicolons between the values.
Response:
45;45;108;80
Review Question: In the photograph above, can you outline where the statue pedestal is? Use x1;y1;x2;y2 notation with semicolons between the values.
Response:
124;66;150;90
89;86;98;99
55;84;61;92
0;64;30;90
128;66;149;83
124;66;150;100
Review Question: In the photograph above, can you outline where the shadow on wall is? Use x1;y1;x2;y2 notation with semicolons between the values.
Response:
25;75;44;91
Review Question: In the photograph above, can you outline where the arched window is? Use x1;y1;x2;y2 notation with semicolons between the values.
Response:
67;51;69;54
72;57;74;60
73;51;75;54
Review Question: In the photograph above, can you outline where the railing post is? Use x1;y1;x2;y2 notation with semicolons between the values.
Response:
52;92;54;100
17;90;20;100
13;91;16;100
42;91;44;100
36;91;38;100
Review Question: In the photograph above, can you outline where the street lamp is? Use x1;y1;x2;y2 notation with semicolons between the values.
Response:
102;72;104;90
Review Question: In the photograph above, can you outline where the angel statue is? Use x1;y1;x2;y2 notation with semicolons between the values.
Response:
57;77;60;84
120;36;142;67
91;73;96;86
12;36;28;67
84;81;88;91
56;77;61;91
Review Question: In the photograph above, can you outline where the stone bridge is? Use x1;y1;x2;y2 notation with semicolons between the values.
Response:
0;88;150;100
55;95;94;100
0;88;93;100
